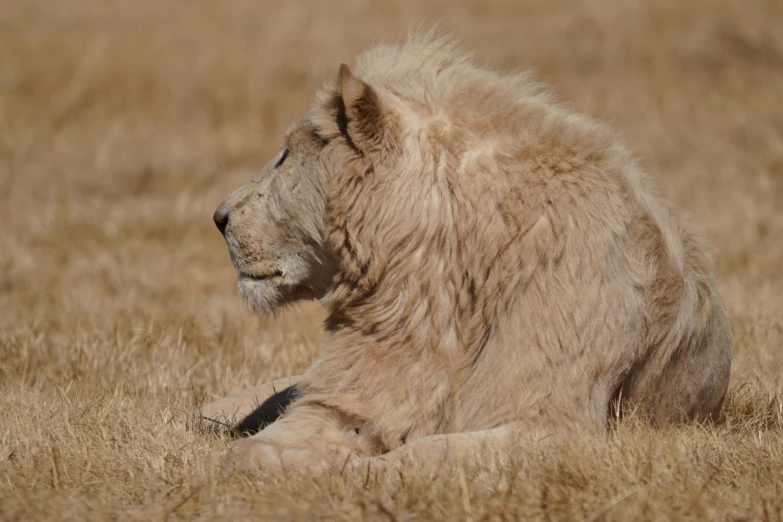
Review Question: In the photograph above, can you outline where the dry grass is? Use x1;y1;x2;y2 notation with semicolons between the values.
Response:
1;0;782;519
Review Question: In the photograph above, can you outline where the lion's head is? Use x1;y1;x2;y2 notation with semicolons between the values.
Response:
213;53;401;312
212;115;340;311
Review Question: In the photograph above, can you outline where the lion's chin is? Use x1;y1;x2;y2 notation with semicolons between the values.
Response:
237;273;284;313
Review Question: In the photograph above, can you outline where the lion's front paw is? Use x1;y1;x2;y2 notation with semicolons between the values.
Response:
221;438;357;475
221;438;284;474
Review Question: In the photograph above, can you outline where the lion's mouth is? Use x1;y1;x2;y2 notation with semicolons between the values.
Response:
242;270;284;282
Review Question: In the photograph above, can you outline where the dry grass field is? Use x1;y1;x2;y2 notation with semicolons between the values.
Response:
1;0;782;519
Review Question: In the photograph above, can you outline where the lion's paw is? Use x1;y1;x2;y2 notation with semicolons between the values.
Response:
222;438;357;475
221;438;284;474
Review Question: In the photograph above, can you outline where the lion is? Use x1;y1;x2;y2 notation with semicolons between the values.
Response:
196;34;732;474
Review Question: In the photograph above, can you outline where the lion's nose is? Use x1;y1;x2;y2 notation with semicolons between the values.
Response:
213;207;229;235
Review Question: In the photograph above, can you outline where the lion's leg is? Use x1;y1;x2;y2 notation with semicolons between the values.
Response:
350;418;579;474
191;375;303;435
222;404;593;475
620;298;733;424
223;417;509;477
355;426;514;473
225;425;518;476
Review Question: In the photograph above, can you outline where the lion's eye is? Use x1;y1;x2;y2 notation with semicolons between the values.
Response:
275;149;289;168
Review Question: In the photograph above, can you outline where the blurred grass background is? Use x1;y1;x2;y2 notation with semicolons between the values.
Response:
1;0;782;519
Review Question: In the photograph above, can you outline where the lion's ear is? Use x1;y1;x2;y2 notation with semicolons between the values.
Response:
337;64;396;158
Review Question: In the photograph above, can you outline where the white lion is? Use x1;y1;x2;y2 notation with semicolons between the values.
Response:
196;34;732;474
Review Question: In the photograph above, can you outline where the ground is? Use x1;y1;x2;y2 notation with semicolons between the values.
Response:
1;0;782;520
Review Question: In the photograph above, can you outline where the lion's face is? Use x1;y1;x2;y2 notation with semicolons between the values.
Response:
213;118;338;312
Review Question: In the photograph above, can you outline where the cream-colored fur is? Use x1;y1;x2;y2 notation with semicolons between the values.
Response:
202;33;732;474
